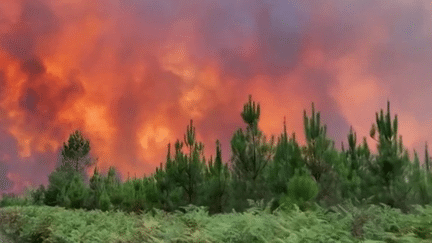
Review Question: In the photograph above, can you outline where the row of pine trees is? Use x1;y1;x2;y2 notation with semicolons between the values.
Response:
8;95;432;216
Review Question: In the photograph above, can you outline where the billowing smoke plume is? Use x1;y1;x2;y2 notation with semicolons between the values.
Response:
1;0;431;196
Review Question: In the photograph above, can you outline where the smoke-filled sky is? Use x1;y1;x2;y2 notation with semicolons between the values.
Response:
1;0;432;197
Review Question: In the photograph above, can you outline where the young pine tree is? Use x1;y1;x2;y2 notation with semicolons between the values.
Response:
229;95;275;213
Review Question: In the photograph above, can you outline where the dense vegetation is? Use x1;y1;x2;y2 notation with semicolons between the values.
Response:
2;94;432;223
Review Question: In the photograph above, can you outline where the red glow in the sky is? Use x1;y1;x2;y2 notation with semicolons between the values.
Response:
1;0;432;197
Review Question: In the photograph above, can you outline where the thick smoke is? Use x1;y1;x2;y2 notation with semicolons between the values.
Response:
0;0;431;197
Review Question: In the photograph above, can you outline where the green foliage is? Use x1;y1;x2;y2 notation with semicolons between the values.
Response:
278;170;319;213
364;100;416;214
119;179;147;214
65;173;89;209
406;151;432;207
30;185;46;206
40;130;98;209
265;117;305;197
150;120;210;215
171;120;207;206
100;166;123;209
83;166;104;210
57;186;71;209
107;183;124;210
199;140;232;215
8;95;432;240
59;130;97;176
98;189;112;212
44;169;78;207
338;127;373;204
105;166;121;189
89;166;104;192
302;102;347;207
229;95;276;214
0;193;31;208
139;177;159;214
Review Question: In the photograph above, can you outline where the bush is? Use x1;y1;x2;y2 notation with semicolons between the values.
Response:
279;170;319;213
31;185;46;206
65;174;89;209
98;189;112;212
0;193;31;208
43;169;78;207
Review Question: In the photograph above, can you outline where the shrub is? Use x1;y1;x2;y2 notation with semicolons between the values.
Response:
30;185;46;206
0;193;31;208
98;189;112;212
279;170;319;213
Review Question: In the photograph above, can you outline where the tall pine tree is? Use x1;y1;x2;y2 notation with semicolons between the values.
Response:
85;166;106;210
339;127;371;205
367;100;414;213
229;95;275;212
58;130;98;185
152;121;208;214
200;140;232;215
44;130;97;207
263;117;309;213
180;119;206;205
302;102;347;206
425;142;431;174
152;143;183;213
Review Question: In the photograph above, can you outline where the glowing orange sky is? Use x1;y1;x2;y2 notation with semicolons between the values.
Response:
1;0;432;197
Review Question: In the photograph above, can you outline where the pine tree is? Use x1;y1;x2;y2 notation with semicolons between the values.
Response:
57;184;71;208
103;166;123;210
141;176;159;214
156;120;207;213
266;117;308;192
152;162;172;212
152;143;184;213
405;147;432;207
44;130;98;208
367;100;414;213
83;166;104;210
44;168;80;207
263;117;309;213
30;184;46;206
134;179;147;214
302;102;333;182
121;180;136;213
230;95;275;212
338;127;368;204
65;173;89;209
302;102;348;207
200;140;232;215
98;189;112;212
90;166;106;193
425;142;430;173
181;119;206;204
58;130;98;184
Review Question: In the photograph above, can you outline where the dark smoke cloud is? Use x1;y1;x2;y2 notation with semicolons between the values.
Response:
20;57;46;76
1;0;60;61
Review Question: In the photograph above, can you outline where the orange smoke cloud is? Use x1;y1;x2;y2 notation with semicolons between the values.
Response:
1;0;432;197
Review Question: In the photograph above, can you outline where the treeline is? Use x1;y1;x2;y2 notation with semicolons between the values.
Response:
3;95;432;217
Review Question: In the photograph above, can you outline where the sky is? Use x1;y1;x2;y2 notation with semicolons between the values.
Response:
0;0;432;197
